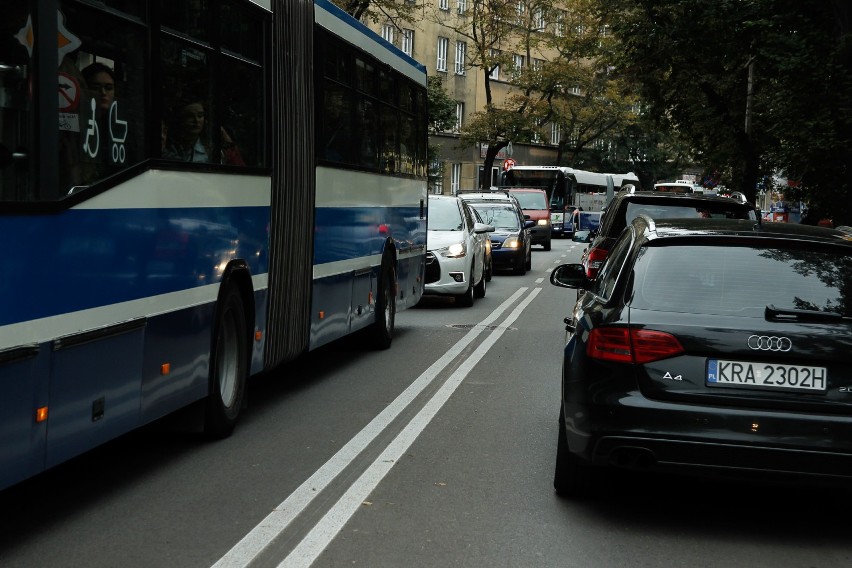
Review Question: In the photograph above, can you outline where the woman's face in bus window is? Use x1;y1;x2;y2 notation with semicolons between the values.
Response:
88;71;115;111
179;103;205;138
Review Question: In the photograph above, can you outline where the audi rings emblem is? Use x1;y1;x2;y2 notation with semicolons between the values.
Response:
747;335;792;352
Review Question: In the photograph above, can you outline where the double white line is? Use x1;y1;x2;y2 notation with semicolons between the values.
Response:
213;286;542;568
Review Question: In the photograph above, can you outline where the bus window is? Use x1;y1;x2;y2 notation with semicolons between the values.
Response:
60;3;146;195
0;3;32;201
160;38;212;163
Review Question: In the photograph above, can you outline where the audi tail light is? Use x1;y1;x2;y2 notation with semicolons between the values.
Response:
587;327;684;364
585;247;608;279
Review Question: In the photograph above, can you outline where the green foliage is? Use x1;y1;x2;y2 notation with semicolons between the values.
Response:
427;76;457;135
600;0;852;223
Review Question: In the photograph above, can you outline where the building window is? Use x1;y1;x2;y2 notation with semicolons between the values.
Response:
455;41;466;75
381;24;394;44
437;37;449;72
516;1;525;24
534;7;545;29
532;58;544;72
489;49;500;80
512;54;524;79
555;11;565;37
455;101;464;132
551;123;561;145
451;163;462;194
439;0;449;11
457;0;467;14
402;29;414;56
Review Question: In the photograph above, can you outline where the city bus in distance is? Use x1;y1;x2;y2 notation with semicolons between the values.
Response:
499;166;638;237
0;0;428;491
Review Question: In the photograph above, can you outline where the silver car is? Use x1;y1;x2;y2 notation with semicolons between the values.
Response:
424;195;494;306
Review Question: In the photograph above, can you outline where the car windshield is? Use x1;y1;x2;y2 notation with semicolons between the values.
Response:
511;192;547;210
630;244;852;317
429;199;463;231
470;205;520;230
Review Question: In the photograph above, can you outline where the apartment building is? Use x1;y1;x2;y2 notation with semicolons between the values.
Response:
373;1;568;194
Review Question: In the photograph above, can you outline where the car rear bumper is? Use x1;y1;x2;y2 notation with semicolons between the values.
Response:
562;392;852;479
490;248;526;269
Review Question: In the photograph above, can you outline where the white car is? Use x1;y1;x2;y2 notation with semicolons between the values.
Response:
424;195;494;306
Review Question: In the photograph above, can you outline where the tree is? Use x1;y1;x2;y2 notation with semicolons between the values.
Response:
427;76;458;191
600;0;852;223
334;0;420;27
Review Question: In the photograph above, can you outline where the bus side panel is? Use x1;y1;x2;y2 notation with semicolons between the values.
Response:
140;303;216;424
46;327;144;469
396;250;425;311
250;287;268;376
310;273;353;349
0;346;50;490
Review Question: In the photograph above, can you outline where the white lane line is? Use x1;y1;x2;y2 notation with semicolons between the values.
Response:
279;288;542;568
212;287;530;568
535;277;544;284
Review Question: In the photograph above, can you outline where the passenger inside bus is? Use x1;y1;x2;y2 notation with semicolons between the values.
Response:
163;98;245;166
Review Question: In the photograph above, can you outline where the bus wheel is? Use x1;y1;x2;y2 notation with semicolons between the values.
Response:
205;285;248;438
367;258;396;350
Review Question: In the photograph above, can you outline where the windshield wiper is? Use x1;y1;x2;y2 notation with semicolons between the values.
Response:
765;304;851;323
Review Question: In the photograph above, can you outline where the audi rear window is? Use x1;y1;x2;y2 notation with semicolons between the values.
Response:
625;202;756;225
629;244;852;317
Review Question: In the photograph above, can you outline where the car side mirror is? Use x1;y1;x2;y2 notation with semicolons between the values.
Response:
550;264;590;289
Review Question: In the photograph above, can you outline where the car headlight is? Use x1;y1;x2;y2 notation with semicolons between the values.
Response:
537;219;549;226
503;236;522;249
436;241;467;258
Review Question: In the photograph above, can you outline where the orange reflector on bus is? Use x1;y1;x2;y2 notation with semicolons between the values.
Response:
368;291;373;305
255;330;262;342
161;363;171;375
36;407;48;423
319;311;325;319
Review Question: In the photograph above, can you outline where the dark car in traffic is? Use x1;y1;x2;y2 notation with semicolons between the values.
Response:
551;216;852;496
582;190;758;279
507;188;552;250
464;201;534;275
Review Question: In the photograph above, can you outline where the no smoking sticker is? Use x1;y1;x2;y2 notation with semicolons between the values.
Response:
58;72;80;112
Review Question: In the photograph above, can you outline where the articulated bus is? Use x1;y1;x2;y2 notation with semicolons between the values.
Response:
0;0;428;491
499;166;638;236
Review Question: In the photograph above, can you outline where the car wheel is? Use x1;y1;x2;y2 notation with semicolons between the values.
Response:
455;263;475;307
486;257;493;281
544;238;552;251
554;407;593;498
474;259;487;298
525;248;532;271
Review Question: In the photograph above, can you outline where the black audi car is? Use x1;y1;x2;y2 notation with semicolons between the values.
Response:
550;216;852;496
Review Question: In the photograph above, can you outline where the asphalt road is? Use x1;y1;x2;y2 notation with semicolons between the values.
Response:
2;238;851;568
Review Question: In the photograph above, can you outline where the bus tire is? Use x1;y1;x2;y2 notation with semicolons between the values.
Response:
367;257;396;350
205;285;248;439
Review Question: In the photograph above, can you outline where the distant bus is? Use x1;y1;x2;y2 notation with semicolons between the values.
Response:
499;166;638;236
0;0;428;490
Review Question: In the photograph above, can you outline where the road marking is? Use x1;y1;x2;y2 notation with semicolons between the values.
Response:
535;277;544;284
213;287;533;568
279;288;542;568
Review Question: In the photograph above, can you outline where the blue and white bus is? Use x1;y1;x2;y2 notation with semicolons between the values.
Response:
0;0;428;491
